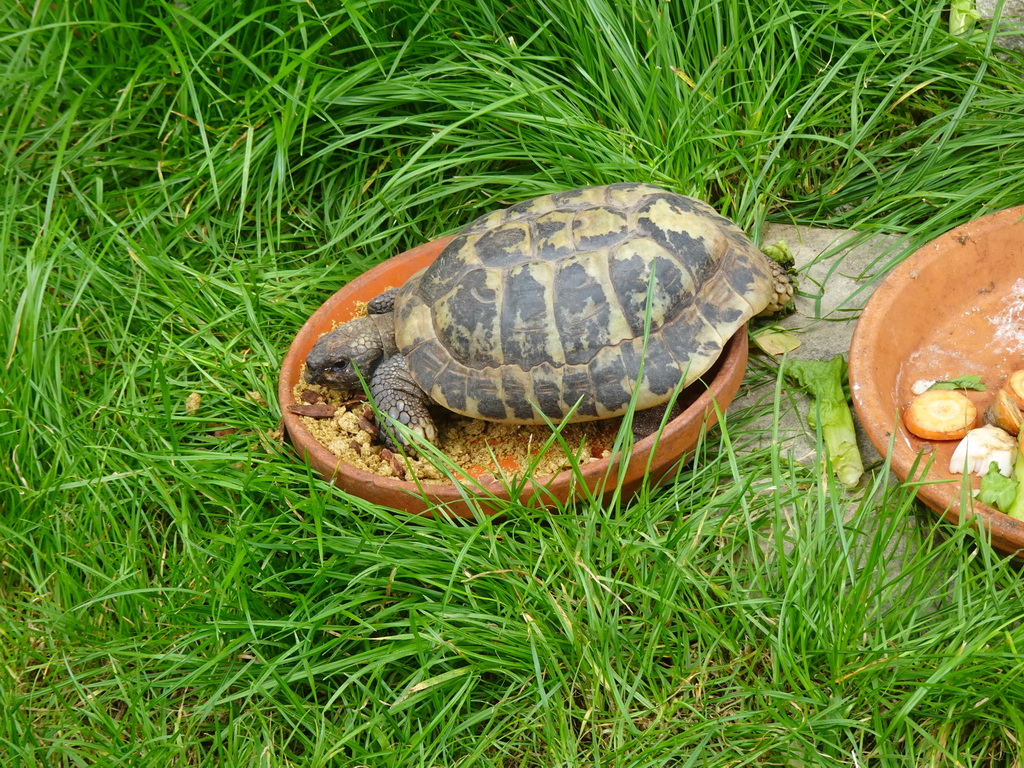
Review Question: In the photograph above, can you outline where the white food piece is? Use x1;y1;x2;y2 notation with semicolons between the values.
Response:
911;379;937;396
948;425;1018;477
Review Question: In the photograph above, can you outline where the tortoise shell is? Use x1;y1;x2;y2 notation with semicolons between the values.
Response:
392;183;777;423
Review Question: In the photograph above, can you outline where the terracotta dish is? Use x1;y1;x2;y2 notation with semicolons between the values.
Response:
279;236;749;518
849;205;1024;556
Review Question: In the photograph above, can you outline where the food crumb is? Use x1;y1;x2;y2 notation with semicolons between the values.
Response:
911;379;936;395
185;392;202;415
293;375;620;484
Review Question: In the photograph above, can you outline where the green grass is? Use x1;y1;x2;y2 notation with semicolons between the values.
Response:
5;0;1024;765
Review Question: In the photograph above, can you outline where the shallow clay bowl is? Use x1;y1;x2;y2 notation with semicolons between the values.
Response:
849;205;1024;556
279;236;749;518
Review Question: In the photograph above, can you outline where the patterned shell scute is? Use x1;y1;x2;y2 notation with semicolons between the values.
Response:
394;183;776;423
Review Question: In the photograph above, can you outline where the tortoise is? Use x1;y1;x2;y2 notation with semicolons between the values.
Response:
304;183;792;452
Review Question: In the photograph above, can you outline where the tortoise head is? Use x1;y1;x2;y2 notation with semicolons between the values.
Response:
304;314;396;390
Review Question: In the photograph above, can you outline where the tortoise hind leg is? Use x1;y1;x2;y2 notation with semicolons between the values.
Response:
631;401;684;441
762;258;795;315
369;355;438;454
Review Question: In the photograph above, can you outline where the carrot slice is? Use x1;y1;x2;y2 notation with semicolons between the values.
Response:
984;388;1023;435
904;389;977;441
1006;370;1024;410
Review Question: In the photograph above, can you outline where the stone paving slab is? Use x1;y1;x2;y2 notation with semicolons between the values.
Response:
978;0;1024;50
733;224;905;469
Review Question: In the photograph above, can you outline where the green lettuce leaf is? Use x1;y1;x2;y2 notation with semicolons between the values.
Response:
978;462;1018;513
929;375;985;391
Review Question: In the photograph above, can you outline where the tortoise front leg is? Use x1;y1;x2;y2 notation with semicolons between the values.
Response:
369;355;438;453
367;287;400;315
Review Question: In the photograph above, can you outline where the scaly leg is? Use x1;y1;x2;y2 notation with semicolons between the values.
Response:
369;355;438;453
631;401;683;441
367;288;400;315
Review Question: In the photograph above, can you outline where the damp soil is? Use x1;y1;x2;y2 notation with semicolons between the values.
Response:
291;377;620;484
